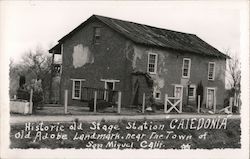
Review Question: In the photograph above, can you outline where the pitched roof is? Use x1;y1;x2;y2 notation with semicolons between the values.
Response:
50;15;229;59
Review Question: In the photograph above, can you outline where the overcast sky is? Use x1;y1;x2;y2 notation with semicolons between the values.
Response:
0;1;244;63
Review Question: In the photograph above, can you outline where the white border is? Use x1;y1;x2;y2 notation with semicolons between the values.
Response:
0;1;249;159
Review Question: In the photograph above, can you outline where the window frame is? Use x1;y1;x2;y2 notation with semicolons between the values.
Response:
71;79;85;100
93;27;101;44
147;52;158;74
182;58;191;78
154;90;161;100
208;62;216;80
188;84;196;99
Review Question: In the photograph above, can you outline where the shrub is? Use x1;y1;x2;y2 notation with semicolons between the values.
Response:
16;88;30;101
88;99;113;112
16;79;44;112
196;81;204;107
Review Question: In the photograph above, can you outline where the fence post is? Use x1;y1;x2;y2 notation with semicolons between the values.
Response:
117;91;121;114
29;89;33;114
94;91;97;113
180;98;183;113
164;94;168;113
64;90;68;114
197;95;201;113
229;97;233;113
142;93;145;113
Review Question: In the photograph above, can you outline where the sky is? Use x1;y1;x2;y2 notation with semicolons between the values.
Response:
0;1;245;63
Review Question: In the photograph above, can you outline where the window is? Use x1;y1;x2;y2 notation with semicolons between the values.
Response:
71;79;85;99
93;27;101;44
208;62;215;80
188;85;196;98
147;53;158;74
154;91;161;99
182;58;191;78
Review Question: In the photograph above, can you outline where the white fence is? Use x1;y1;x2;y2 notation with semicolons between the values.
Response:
164;94;183;113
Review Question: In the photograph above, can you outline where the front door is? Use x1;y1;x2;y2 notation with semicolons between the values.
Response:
104;82;114;101
174;85;183;99
207;88;216;109
106;82;114;90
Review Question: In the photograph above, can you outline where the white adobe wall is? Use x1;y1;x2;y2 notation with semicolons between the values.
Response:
10;100;30;115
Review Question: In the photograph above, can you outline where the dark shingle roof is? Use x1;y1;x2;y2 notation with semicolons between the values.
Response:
50;15;229;58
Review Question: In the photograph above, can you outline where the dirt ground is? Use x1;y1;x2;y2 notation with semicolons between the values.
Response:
10;111;240;124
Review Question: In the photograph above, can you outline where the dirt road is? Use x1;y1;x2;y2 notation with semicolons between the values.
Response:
10;114;240;124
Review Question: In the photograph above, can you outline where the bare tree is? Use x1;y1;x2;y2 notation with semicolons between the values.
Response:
21;47;52;81
10;46;52;101
225;49;241;96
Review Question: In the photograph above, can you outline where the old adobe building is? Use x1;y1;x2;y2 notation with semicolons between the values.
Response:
49;15;229;111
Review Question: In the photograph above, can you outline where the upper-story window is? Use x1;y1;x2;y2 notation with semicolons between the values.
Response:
182;58;191;78
208;62;215;80
147;53;158;74
93;27;101;44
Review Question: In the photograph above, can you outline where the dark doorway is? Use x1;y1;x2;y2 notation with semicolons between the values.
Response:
19;75;26;89
106;82;114;90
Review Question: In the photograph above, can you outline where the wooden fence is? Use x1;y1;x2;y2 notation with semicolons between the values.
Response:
63;88;122;114
164;94;183;113
62;89;240;115
81;87;119;103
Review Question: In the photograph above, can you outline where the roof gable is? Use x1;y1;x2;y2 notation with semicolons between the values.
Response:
50;14;229;59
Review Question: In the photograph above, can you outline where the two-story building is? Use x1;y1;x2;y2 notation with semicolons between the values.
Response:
49;15;229;111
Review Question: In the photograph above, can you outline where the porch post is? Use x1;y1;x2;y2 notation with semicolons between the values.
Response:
49;51;55;103
164;94;168;113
